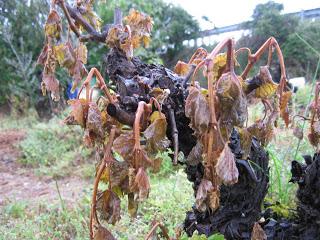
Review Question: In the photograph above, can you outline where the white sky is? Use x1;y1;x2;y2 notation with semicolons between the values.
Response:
166;0;320;29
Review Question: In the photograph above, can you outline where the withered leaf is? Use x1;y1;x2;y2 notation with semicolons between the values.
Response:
196;179;213;212
96;190;121;225
124;9;153;36
131;167;150;201
254;66;278;99
308;121;320;146
208;53;227;81
45;10;62;39
86;102;104;140
76;42;88;64
94;226;116;240
100;160;129;194
53;42;75;68
113;132;135;160
69;60;87;92
79;1;102;32
208;188;220;211
280;91;292;127
151;157;162;173
67;98;89;127
236;127;252;159
247;120;274;146
185;86;210;136
37;44;48;66
128;192;139;218
174;61;191;77
216;143;239;185
216;72;247;129
132;147;153;169
251;222;267;240
186;141;203;166
42;72;60;101
144;111;170;153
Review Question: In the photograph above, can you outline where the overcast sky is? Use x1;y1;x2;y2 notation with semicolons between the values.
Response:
166;0;320;29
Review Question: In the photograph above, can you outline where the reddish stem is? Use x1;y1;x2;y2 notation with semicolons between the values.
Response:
77;68;115;104
144;222;171;240
89;128;116;240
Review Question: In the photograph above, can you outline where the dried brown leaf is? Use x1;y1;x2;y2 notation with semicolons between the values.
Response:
174;61;191;76
186;141;203;166
94;225;116;240
144;111;170;153
236;127;252;159
53;42;75;68
254;66;278;99
42;72;60;101
251;222;267;240
128;192;139;218
132;148;153;169
185;86;210;136
113;132;135;160
67;98;89;127
45;10;62;39
100;160;129;193
131;167;150;201
37;44;48;66
96;190;121;225
216;72;247;129
208;188;220;211
86;102;104;141
196;179;213;212
280;91;292;127
216;143;239;185
76;42;88;64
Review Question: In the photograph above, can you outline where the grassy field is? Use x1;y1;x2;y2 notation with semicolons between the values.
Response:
0;85;315;239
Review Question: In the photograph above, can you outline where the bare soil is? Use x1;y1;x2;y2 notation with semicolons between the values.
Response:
0;129;89;207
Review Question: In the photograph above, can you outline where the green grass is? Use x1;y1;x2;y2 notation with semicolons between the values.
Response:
18;113;92;178
0;109;38;130
0;170;195;240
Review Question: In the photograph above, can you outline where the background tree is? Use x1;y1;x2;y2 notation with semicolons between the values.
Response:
0;0;199;115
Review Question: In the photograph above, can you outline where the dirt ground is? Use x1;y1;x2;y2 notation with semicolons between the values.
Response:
0;129;89;207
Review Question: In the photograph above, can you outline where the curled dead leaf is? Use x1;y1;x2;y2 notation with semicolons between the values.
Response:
96;190;121;225
308;121;320;147
113;132;135;160
174;61;191;77
86;102;104;141
66;98;89;127
93;225;116;240
37;45;48;66
132;147;153;169
280;91;292;127
53;42;75;68
128;192;139;218
196;179;213;212
254;66;278;99
251;222;267;240
76;42;88;64
216;143;239;185
42;72;60;101
100;160;129;194
216;72;247;130
185;86;210;137
45;9;62;39
186;141;203;166
144;111;170;154
131;167;150;201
